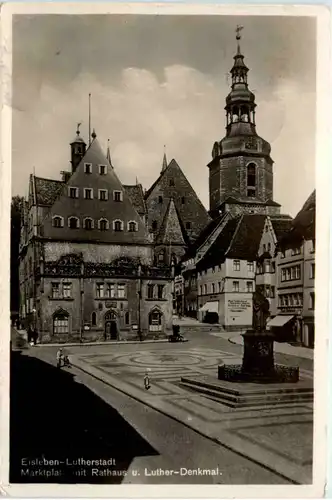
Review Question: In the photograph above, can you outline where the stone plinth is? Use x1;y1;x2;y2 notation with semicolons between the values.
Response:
242;330;275;378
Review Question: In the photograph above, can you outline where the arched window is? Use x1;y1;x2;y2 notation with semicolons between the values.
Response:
91;311;97;326
128;221;138;232
125;311;130;325
68;216;79;229
84;217;94;230
247;163;256;197
52;216;63;228
149;309;163;332
152;220;158;231
113;220;123;232
98;218;109;231
53;310;69;334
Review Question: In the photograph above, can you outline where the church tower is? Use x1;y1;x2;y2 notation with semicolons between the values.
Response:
70;123;87;173
208;27;280;218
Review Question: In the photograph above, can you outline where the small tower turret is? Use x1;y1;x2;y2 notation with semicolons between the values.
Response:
70;123;86;173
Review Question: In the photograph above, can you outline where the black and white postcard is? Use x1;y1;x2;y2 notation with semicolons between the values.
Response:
0;3;330;498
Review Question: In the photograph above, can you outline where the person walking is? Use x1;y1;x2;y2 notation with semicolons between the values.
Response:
56;348;63;368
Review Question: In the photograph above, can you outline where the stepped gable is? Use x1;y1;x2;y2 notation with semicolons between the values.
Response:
155;198;187;246
34;176;65;206
145;158;211;243
123;184;147;217
279;190;315;246
225;214;266;260
41;137;151;245
196;217;240;271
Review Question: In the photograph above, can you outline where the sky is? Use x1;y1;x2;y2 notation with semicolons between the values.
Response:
12;14;316;216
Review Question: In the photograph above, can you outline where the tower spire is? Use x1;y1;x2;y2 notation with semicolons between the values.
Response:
161;145;168;172
88;93;91;146
106;138;113;166
235;25;243;55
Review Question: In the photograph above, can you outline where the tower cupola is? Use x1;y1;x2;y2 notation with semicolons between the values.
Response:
70;123;86;173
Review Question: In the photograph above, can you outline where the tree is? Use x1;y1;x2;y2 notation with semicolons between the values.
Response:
11;196;24;315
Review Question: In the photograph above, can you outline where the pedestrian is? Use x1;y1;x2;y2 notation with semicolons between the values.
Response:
144;369;151;390
56;348;63;368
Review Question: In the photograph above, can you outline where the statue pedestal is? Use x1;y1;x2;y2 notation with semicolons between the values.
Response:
241;330;275;379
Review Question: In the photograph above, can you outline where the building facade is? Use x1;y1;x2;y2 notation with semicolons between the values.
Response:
19;130;173;343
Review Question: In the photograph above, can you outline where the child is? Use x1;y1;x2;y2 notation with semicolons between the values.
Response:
56;348;63;368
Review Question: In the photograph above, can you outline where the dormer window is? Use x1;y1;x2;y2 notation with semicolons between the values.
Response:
98;189;108;201
98;218;109;231
52;216;64;228
69;187;79;198
68;216;79;229
83;217;94;230
113;219;124;232
84;188;93;200
84;163;92;174
99;165;107;175
113;190;123;202
128;220;138;232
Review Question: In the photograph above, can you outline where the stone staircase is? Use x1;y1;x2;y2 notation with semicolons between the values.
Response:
179;376;314;409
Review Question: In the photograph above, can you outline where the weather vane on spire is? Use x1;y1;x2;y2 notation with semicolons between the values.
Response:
236;25;244;40
76;122;82;134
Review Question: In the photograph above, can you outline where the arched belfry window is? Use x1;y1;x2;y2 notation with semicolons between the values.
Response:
247;163;256;197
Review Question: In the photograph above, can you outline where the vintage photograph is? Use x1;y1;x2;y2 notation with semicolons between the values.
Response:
3;4;329;495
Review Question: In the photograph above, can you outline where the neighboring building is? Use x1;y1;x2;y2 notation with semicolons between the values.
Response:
256;214;293;316
207;34;281;218
196;214;265;330
19;129;173;343
268;191;316;347
145;153;211;265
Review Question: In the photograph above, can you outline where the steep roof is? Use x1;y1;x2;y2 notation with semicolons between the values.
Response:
41;137;151;245
145;158;211;244
123;184;147;216
196;217;239;270
196;214;266;270
34;176;65;206
279;190;315;246
183;212;229;260
155;198;187;245
269;215;293;242
226;214;266;260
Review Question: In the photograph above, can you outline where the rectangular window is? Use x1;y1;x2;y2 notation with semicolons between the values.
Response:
204;284;207;295
310;263;315;279
84;163;92;174
232;281;239;292
113;190;123;202
218;281;222;293
147;284;154;299
51;283;60;299
247;261;254;272
271;261;276;273
99;165;107;175
281;269;286;282
84;188;93;200
118;284;125;299
96;283;104;298
271;286;275;299
157;285;164;299
298;293;303;306
265;261;271;273
211;283;215;294
246;281;253;293
69;187;78;198
63;282;72;299
106;283;115;298
99;189;108;201
200;285;203;296
295;265;301;279
291;267;296;280
284;295;289;306
286;268;291;281
310;292;315;309
233;260;240;271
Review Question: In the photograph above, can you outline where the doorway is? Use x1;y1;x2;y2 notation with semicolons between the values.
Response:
104;311;118;340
